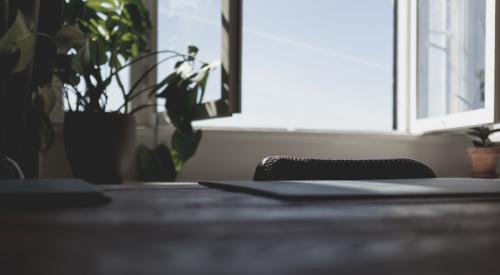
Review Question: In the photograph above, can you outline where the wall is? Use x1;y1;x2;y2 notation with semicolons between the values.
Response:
40;126;471;181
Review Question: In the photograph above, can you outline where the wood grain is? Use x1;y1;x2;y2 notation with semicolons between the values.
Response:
1;183;500;275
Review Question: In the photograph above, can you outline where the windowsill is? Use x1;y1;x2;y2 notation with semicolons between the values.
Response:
54;121;464;140
135;124;467;141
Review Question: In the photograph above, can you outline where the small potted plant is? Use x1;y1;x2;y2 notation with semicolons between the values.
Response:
466;126;500;178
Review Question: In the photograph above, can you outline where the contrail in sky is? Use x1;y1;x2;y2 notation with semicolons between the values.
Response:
159;7;391;72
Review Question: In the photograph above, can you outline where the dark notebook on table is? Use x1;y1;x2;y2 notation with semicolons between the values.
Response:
0;179;111;209
200;178;500;200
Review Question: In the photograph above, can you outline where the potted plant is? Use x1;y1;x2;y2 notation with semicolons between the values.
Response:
54;0;216;184
466;126;500;178
51;0;153;184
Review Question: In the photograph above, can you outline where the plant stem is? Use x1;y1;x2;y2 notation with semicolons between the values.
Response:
125;54;183;102
104;50;186;83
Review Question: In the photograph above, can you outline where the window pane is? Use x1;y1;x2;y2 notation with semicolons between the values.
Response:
157;0;222;112
64;66;129;113
417;0;486;119
194;0;394;131
105;66;130;112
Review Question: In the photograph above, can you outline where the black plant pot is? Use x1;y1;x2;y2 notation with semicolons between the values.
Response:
63;112;136;184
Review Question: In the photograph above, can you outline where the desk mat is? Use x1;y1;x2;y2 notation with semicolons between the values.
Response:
0;179;111;209
200;178;500;200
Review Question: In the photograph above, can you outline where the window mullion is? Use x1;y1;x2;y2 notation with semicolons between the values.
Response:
396;0;413;132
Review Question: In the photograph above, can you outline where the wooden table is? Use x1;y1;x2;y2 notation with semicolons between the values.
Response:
2;183;500;275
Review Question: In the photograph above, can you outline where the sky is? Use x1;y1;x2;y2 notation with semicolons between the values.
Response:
157;0;395;131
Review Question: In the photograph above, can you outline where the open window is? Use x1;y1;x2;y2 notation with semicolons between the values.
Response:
145;0;399;132
408;0;500;133
155;0;242;121
196;0;396;131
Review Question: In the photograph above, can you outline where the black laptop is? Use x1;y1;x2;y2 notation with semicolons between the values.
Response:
200;178;500;200
0;179;111;209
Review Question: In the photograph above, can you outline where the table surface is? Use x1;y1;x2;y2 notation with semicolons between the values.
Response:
2;183;500;275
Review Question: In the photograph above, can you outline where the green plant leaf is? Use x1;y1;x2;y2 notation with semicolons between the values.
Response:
125;2;149;32
135;144;163;181
0;11;27;52
86;0;119;13
0;10;35;73
135;144;177;181
171;129;202;171
54;25;87;54
164;85;192;132
188;45;199;57
156;144;177;181
186;87;198;110
89;38;108;65
152;72;181;98
75;40;91;70
70;54;85;75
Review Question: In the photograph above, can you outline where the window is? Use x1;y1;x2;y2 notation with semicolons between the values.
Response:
65;0;500;134
409;0;499;133
418;0;486;119
155;0;395;131
156;0;241;120
157;0;222;109
64;65;130;113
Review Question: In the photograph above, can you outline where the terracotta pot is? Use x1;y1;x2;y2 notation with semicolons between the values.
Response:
63;112;136;184
466;147;500;178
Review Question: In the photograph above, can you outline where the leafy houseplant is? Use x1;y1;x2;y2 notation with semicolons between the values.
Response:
53;0;154;184
466;127;500;178
135;47;218;182
55;0;215;183
55;0;152;113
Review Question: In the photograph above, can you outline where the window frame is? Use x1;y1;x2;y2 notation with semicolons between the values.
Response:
407;0;500;134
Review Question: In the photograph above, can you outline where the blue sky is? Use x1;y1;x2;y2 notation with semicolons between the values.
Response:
157;0;394;131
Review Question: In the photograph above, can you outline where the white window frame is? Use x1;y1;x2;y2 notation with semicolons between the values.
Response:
406;0;500;134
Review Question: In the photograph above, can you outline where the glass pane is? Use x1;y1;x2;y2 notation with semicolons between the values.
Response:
417;0;486;119
157;0;222;112
104;66;130;112
194;0;394;131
